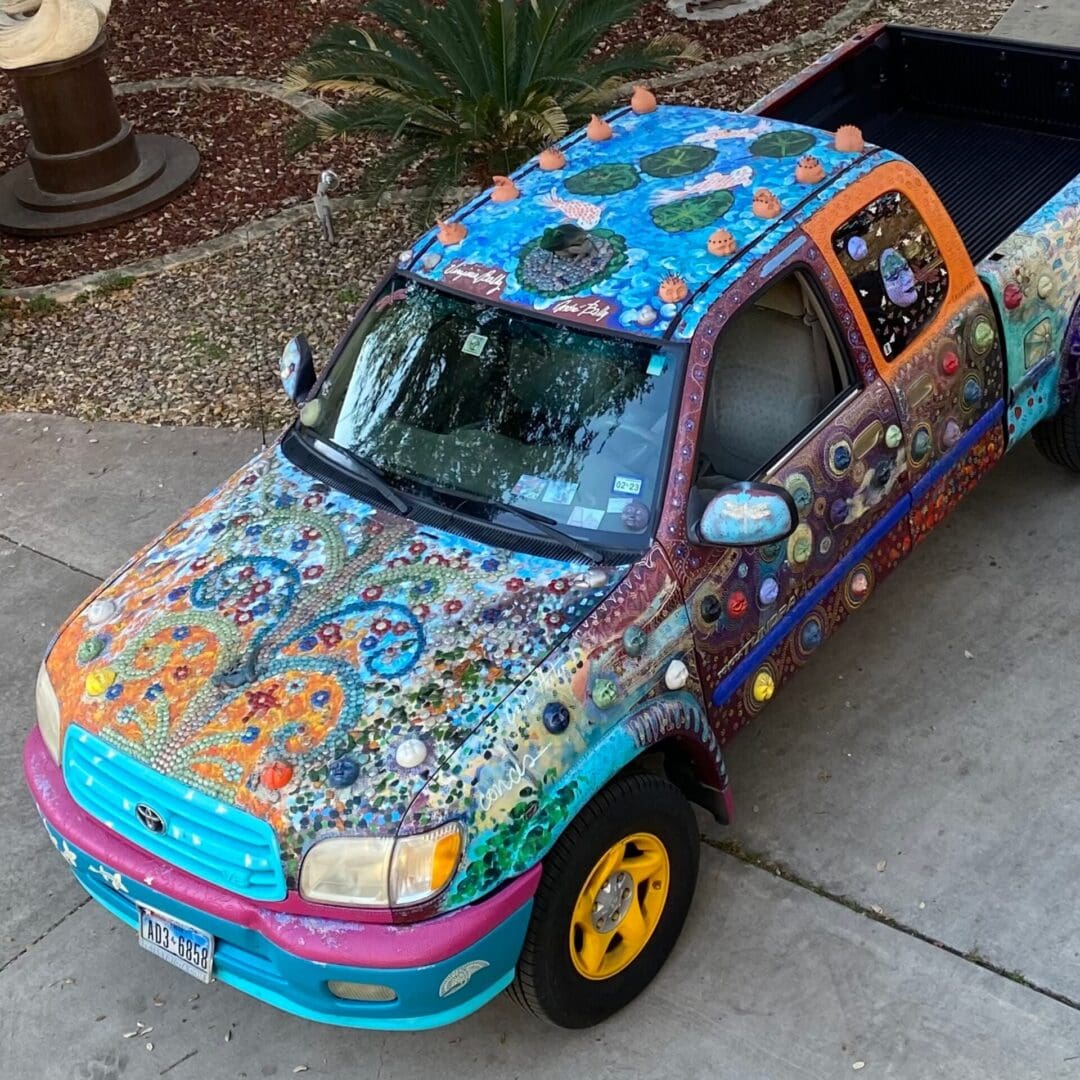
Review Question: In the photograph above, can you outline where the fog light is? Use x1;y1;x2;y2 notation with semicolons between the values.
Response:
327;980;397;1002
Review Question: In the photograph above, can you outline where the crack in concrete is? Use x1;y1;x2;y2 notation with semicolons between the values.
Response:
0;530;102;582
0;895;92;977
702;834;1080;1015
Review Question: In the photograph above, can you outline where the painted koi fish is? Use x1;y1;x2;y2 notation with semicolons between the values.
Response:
538;191;603;229
685;119;772;146
651;166;755;206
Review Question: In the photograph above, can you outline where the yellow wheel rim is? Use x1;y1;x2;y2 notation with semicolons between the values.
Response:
569;831;670;981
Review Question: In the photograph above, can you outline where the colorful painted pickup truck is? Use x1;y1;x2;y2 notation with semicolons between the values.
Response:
25;24;1080;1031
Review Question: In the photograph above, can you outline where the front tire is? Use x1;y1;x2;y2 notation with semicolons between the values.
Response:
1033;392;1080;471
508;771;699;1028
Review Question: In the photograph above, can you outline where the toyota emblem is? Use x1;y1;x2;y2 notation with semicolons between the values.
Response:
135;803;166;834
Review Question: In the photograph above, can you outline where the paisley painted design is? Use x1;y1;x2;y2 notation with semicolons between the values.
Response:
46;445;626;883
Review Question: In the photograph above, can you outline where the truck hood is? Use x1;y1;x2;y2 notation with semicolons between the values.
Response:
47;443;623;882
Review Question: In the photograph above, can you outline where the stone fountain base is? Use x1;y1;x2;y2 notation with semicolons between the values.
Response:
0;34;199;237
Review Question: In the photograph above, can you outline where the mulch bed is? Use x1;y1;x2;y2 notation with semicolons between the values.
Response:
0;0;360;114
0;87;386;287
600;0;852;59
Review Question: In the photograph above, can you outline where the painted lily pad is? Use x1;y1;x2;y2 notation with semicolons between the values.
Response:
638;144;717;178
564;163;639;196
649;190;734;233
750;129;817;158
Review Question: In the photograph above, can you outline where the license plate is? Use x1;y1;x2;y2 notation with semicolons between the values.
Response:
137;903;214;983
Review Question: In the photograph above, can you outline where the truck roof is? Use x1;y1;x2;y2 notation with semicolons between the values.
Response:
403;105;881;344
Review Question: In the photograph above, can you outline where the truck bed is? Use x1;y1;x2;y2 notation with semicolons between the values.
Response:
755;26;1080;262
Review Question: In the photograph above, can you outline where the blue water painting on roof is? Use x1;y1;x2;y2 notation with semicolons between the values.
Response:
405;105;874;340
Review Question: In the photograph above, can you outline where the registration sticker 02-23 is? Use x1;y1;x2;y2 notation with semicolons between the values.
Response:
137;903;215;983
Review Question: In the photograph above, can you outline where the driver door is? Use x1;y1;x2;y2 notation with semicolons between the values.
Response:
663;255;909;740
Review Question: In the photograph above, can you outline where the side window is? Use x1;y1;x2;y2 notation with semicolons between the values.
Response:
694;269;856;490
832;191;949;360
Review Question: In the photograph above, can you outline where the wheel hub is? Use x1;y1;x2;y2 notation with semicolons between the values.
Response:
590;869;634;933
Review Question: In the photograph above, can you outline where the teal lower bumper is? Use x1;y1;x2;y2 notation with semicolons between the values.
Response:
41;817;531;1030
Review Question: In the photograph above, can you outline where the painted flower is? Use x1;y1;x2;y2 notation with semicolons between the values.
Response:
240;473;258;486
303;565;324;580
246;688;280;714
298;635;318;652
443;599;463;615
371;619;391;636
171;626;190;641
392;621;412;635
545;612;564;628
506;577;524;592
411;603;430;619
173;665;190;681
291;538;309;552
318;623;342;646
251;600;270;616
234;610;254;626
252;580;271;596
409;541;427;555
366;522;385;535
362;586;383;601
301;526;321;541
167;586;188;602
481;558;500;572
240;725;261;743
245;524;262;537
239;566;255;580
424;554;450;567
105;683;123;700
481;606;502;624
144;682;164;701
303;493;324;508
310;690;331;708
191;556;209;571
361;635;378;650
547;578;569;594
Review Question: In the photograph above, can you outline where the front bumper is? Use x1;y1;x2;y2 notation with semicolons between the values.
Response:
24;728;539;1030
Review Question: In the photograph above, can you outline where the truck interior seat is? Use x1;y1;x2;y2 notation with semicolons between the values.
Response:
697;273;844;485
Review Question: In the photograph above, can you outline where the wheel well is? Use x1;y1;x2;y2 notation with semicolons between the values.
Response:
624;736;730;824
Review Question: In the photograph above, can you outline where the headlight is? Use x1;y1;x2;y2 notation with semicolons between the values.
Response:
299;823;463;907
36;660;61;763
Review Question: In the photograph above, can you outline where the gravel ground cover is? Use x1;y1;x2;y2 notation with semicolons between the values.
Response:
0;88;381;287
0;0;1013;431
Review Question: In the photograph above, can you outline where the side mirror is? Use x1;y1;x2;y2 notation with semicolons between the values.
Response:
699;481;798;547
279;334;316;404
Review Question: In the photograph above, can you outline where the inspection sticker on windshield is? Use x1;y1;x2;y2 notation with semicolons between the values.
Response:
462;332;488;357
543;480;578;505
568;506;605;530
611;474;643;496
511;474;547;500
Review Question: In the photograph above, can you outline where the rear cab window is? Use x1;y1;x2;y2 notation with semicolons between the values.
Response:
831;191;950;360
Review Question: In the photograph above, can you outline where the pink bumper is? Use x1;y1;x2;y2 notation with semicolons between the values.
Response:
24;727;540;969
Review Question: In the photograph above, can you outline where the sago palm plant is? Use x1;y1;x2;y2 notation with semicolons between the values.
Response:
285;0;699;205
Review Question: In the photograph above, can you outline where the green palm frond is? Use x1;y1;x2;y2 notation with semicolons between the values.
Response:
286;0;694;205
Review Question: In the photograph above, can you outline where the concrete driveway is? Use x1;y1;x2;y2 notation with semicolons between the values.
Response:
2;405;1080;1080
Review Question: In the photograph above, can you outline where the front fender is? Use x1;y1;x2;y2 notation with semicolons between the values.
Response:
401;546;729;913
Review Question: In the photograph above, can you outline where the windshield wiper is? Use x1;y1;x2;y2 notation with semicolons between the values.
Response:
418;481;604;564
303;432;411;515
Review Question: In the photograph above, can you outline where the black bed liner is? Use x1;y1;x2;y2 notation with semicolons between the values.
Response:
758;26;1080;263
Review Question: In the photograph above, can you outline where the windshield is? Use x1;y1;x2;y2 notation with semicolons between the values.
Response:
300;277;681;549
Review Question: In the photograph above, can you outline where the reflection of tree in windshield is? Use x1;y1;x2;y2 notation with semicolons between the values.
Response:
311;279;656;505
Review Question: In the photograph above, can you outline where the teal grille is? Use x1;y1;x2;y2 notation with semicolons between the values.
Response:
63;725;287;901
